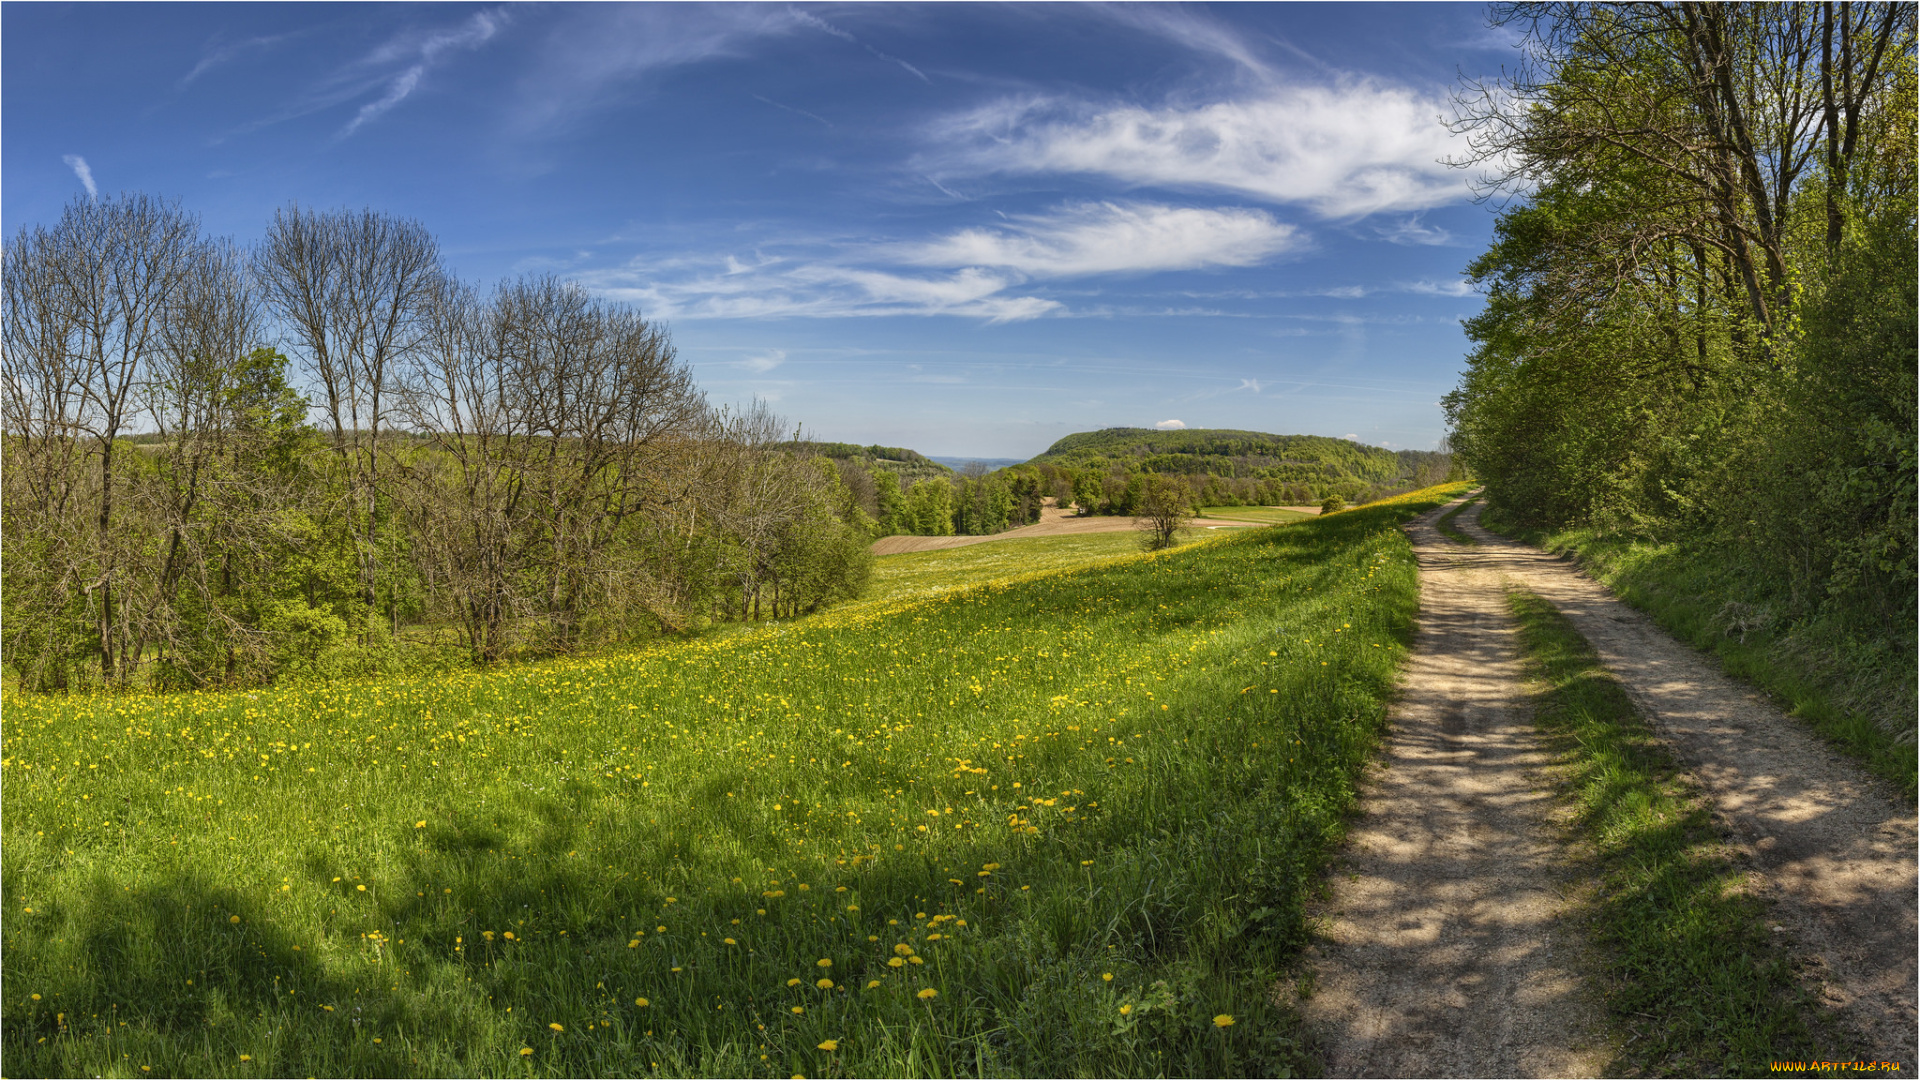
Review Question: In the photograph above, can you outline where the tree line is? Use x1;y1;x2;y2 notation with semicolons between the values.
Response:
1444;4;1916;691
3;196;875;691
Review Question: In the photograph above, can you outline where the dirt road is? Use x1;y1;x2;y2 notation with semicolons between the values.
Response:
1452;499;1918;1068
1300;497;1610;1077
1303;494;1918;1074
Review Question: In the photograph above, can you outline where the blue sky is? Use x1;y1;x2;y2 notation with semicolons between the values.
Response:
4;3;1519;459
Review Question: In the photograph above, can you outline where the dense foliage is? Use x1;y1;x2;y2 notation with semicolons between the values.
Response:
1444;3;1917;737
1;199;874;691
1;484;1468;1078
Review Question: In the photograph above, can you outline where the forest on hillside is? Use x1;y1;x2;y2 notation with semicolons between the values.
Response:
1443;3;1917;734
1023;427;1456;512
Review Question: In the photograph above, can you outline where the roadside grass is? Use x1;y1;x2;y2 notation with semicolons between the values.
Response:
1195;506;1316;526
1480;508;1916;802
1434;495;1479;546
1507;588;1838;1076
3;484;1469;1078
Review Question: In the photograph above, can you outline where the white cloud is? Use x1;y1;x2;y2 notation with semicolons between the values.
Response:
1404;279;1473;297
1237;379;1262;394
905;202;1299;278
581;199;1299;323
61;155;97;200
1343;433;1359;440
742;349;786;373
344;9;505;136
1374;217;1456;246
586;260;1059;323
926;82;1466;218
182;32;301;85
1155;419;1186;430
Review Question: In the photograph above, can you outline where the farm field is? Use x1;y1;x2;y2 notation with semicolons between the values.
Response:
860;532;1190;609
2;484;1467;1078
1195;506;1318;525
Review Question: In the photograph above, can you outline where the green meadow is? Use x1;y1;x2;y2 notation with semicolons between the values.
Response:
1194;507;1318;526
2;484;1467;1078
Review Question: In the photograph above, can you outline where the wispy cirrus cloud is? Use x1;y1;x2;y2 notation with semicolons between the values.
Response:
216;9;507;142
1374;216;1457;246
741;349;787;373
181;31;302;85
61;155;97;200
343;9;506;136
924;84;1465;218
1404;279;1473;297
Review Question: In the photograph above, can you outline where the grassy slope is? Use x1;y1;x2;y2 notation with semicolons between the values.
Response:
1481;510;1916;802
1506;589;1838;1076
3;484;1470;1078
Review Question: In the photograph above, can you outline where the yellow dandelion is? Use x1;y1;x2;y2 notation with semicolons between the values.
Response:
817;1039;839;1051
634;997;650;1007
519;1048;533;1057
229;915;241;924
1213;1014;1235;1028
916;988;938;1000
1102;972;1113;982
866;980;881;989
817;958;832;968
816;978;833;989
791;1006;805;1014
724;937;737;945
787;978;802;987
356;885;366;892
1119;1004;1133;1015
549;1023;564;1032
414;821;427;828
887;957;904;968
238;1055;252;1062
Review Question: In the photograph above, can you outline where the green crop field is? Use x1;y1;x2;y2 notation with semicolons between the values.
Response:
861;533;1184;609
2;484;1466;1078
1195;507;1317;526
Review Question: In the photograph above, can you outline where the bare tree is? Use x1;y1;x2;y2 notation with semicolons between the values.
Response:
1;195;201;683
255;205;442;634
395;275;708;657
134;238;266;678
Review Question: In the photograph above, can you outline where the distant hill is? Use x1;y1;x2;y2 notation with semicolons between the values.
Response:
1031;427;1390;480
1022;427;1452;505
929;456;1027;472
787;441;953;487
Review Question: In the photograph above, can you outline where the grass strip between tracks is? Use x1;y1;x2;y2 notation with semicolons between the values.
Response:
1434;495;1479;546
1507;587;1840;1077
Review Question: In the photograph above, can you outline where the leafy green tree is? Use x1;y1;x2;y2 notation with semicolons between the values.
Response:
1134;473;1193;550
